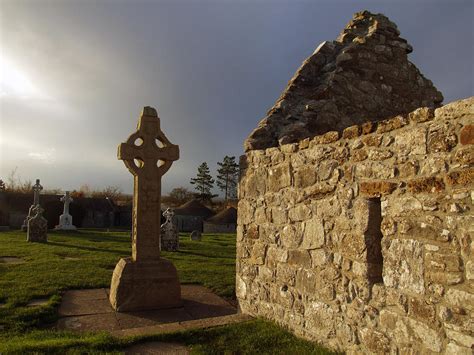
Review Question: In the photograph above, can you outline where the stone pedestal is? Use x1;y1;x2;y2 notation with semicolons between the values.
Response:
109;257;182;312
55;213;77;230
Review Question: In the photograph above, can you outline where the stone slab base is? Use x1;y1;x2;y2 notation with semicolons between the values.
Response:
109;257;182;312
56;285;241;334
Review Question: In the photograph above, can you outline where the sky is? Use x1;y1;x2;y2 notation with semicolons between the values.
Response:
0;0;472;196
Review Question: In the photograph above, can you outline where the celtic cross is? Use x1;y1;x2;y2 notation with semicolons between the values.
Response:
32;179;43;205
61;191;73;215
118;106;179;262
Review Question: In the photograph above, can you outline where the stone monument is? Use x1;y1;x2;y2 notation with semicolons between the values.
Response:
160;208;179;251
109;106;181;312
190;230;202;241
27;205;48;242
55;191;76;230
21;179;43;231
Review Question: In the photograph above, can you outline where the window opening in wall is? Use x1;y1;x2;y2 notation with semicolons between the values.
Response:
366;197;384;284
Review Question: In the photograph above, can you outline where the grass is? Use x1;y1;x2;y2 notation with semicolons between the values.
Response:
0;229;335;354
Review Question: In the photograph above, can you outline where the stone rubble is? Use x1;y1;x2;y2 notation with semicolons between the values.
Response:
245;11;443;151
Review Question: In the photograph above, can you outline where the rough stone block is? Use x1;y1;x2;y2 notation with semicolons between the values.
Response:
313;131;340;145
361;135;383;147
427;124;458;152
367;148;393;161
359;328;390;353
360;181;397;197
245;168;267;197
408;107;434;123
407;176;445;194
446;342;472;355
398;161;419;178
454;146;474;165
301;218;325;249
361;121;375;134
460;124;474;145
393;126;426;155
408;297;435;322
289;204;312;222
343;125;360;139
446;168;474;186
384;239;424;294
280;224;303;249
287;249;311;268
294;166;317;188
250;242;267;265
351;149;368;162
376;115;408;133
268;163;292;192
445;288;474;311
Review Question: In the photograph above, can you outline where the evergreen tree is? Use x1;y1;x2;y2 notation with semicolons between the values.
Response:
190;162;215;201
216;156;239;201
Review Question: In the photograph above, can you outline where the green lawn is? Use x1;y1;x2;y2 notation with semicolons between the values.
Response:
0;229;335;354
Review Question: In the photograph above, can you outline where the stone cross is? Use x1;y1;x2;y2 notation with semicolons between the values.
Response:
118;106;179;262
32;179;43;205
61;191;73;215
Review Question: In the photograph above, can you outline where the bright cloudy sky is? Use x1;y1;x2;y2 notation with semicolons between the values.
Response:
0;0;472;195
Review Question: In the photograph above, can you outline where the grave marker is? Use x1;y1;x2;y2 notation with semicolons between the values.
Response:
21;179;43;231
55;191;77;230
109;106;181;311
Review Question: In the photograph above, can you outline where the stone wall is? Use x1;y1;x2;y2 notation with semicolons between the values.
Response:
237;97;474;354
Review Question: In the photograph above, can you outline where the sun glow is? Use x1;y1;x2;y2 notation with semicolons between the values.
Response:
0;55;44;99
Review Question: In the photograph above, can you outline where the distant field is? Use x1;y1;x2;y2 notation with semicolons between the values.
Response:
0;229;333;354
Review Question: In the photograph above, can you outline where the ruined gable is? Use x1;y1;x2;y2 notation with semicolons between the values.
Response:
245;11;443;151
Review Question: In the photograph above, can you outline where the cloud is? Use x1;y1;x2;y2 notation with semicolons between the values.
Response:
28;148;56;164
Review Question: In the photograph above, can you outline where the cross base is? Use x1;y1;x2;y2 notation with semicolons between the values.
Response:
109;257;182;312
55;214;77;230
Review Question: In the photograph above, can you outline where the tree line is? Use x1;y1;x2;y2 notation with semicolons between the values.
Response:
1;155;240;206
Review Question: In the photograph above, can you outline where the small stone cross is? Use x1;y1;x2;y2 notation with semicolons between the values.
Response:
118;106;179;262
61;191;73;215
32;179;43;205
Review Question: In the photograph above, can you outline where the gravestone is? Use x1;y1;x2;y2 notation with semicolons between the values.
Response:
109;106;181;312
160;208;179;251
27;205;48;243
55;191;77;230
21;179;43;231
190;230;202;241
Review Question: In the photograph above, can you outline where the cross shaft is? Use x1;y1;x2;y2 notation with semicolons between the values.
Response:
118;107;179;262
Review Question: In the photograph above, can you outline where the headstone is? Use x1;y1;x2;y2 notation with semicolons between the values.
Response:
160;208;179;251
55;191;77;230
27;205;48;243
21;179;43;231
109;106;181;312
190;230;202;241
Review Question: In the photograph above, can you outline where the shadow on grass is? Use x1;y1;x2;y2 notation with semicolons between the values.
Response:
49;231;131;244
46;242;126;255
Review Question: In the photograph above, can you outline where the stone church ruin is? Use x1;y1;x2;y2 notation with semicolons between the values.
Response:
237;11;473;354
